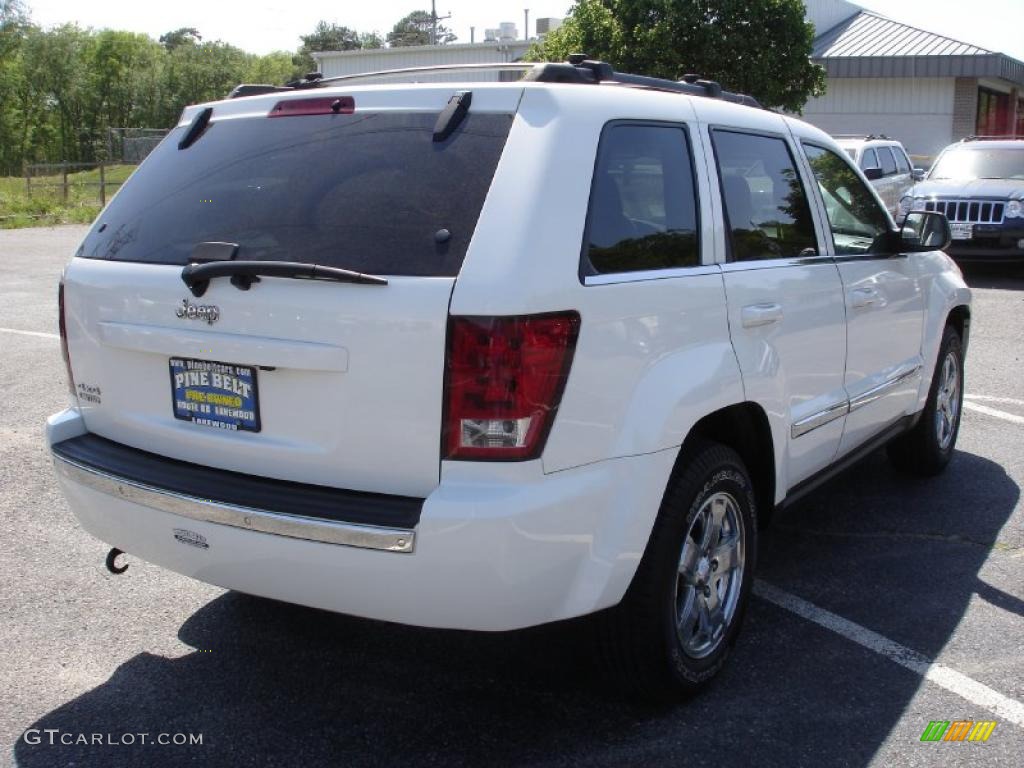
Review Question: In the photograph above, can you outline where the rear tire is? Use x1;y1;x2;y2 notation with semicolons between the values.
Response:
887;325;964;476
596;440;757;701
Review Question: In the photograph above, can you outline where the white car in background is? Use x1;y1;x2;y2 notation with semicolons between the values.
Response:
835;135;922;215
48;58;970;700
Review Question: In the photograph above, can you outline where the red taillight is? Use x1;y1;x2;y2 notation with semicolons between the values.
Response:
58;279;75;397
443;312;580;461
268;96;354;117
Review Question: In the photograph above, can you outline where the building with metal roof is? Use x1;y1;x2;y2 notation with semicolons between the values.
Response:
802;0;1024;160
313;41;532;84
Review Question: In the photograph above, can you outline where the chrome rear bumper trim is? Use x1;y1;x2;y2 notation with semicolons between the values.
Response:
53;455;416;553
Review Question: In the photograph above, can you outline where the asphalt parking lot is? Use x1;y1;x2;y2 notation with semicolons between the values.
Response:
1;226;1022;767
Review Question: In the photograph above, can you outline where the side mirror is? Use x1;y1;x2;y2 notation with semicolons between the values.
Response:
912;167;926;181
863;167;883;181
900;211;950;251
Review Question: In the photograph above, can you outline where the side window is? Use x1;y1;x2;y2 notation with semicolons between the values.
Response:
860;148;879;170
879;147;898;176
711;129;818;261
803;144;893;256
894;147;911;174
583;124;699;275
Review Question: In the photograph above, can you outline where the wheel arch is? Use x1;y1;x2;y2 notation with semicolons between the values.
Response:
947;303;971;347
680;402;777;527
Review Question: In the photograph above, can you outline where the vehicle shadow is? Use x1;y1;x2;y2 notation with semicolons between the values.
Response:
758;448;1021;660
13;449;1019;767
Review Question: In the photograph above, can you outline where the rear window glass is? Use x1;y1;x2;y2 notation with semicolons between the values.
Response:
76;110;513;276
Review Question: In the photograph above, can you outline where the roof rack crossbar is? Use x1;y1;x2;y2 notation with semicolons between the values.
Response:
225;57;762;109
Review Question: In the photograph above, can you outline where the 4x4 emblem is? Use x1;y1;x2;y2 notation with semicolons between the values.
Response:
176;298;219;325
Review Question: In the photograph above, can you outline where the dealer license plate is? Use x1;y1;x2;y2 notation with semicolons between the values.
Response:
950;222;973;240
169;358;260;432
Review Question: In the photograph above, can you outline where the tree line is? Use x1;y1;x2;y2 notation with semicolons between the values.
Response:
0;2;458;174
0;0;826;175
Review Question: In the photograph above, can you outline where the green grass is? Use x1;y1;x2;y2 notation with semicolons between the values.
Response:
0;164;136;229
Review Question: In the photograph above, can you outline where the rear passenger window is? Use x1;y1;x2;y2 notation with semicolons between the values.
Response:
879;147;898;176
583;124;699;275
860;148;879;170
711;130;818;261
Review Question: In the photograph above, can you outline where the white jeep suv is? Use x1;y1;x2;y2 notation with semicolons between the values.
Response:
48;59;970;699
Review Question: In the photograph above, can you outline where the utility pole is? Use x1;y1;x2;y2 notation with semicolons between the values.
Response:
430;0;452;45
524;9;529;41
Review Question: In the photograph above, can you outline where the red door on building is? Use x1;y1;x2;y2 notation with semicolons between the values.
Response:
976;88;1021;137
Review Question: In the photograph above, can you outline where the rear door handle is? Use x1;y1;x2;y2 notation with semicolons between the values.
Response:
740;303;783;328
850;287;880;308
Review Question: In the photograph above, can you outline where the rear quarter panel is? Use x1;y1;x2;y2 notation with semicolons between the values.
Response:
451;85;745;474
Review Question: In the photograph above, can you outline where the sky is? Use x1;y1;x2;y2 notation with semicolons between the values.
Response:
19;0;1024;62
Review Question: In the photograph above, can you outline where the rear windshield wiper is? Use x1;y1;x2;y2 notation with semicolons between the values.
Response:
181;260;388;297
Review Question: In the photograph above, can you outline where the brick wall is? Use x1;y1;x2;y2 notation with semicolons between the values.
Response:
952;78;979;139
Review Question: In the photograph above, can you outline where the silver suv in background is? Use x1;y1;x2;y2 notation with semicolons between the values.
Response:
835;135;921;215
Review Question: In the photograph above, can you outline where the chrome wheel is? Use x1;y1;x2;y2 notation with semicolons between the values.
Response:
674;491;746;659
934;350;961;451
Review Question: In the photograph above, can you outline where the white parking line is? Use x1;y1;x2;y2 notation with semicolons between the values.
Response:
0;327;59;340
963;402;1024;426
965;394;1024;407
754;580;1024;728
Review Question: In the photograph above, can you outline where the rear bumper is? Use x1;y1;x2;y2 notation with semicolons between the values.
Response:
52;432;421;552
48;408;675;631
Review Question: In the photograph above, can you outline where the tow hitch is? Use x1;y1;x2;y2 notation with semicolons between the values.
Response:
105;547;129;574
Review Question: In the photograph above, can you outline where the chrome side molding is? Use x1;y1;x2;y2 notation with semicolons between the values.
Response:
792;400;849;439
791;365;922;439
52;456;416;553
848;365;922;413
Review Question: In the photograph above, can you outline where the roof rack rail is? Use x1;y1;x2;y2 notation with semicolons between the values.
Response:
961;134;1024;141
226;56;762;108
537;54;761;107
832;133;892;141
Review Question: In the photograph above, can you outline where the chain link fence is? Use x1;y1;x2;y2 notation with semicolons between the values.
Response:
106;127;171;164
